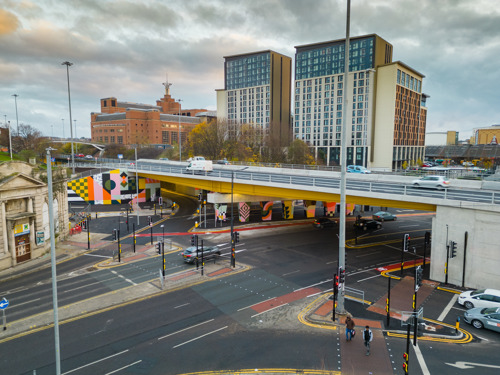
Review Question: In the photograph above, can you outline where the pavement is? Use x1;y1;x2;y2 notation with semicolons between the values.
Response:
0;206;470;374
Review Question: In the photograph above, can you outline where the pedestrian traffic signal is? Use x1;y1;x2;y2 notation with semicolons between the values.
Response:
191;235;196;246
339;267;346;284
112;229;117;241
403;352;409;373
234;231;240;243
450;241;457;258
404;234;410;252
148;216;152;226
424;231;431;245
415;265;423;291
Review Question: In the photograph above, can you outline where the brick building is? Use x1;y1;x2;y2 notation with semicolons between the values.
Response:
91;82;212;148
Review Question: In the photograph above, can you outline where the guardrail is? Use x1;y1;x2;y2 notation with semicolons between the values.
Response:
67;161;500;206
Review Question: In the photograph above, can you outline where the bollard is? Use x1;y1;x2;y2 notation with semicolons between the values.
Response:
455;316;460;333
195;221;198;228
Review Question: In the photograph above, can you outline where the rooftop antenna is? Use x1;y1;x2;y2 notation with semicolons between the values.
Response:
162;73;172;96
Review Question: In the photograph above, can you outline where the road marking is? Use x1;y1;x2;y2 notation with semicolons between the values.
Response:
174;303;190;309
105;360;142;374
251;303;288;318
62;349;129;374
282;270;300;276
357;274;381;282
158;319;214;340
237;296;277;311
172;326;228;348
84;253;112;258
414;343;431;374
437;294;458;321
445;361;500;370
294;279;332;292
398;224;420;228
111;270;137;286
355;252;380;258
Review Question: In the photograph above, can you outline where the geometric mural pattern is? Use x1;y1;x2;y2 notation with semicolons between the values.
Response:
67;169;160;205
261;201;273;221
238;202;251;222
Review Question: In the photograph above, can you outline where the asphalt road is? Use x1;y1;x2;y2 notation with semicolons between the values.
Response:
1;200;499;374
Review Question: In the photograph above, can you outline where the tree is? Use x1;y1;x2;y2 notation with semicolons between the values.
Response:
187;120;228;160
287;139;315;165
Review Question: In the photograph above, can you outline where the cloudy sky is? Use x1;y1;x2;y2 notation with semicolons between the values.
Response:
0;0;498;140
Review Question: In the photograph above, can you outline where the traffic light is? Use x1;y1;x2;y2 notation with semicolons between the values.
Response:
450;241;457;258
339;267;346;284
198;193;202;201
234;231;240;244
148;216;152;226
404;234;411;252
333;273;339;297
112;229;117;241
191;235;196;246
155;241;161;254
424;231;431;245
415;265;423;291
403;352;409;373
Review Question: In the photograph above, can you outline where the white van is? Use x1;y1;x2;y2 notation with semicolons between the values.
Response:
186;160;213;172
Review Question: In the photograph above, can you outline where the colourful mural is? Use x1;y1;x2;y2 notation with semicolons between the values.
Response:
67;169;160;205
282;201;294;219
304;200;316;218
238;202;251;222
261;201;273;221
323;201;337;217
214;204;227;222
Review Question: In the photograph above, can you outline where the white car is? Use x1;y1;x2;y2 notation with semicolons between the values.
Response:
412;175;450;190
458;289;500;309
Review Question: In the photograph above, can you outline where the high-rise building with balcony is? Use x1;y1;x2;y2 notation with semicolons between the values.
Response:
294;34;428;170
217;50;292;147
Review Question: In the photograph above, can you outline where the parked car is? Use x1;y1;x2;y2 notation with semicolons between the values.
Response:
75;153;85;158
216;159;230;165
372;211;397;221
347;165;371;174
159;157;169;161
85;155;93;159
182;246;221;264
464;307;500;332
312;217;337;229
412;175;450;190
353;219;382;231
458;289;500;309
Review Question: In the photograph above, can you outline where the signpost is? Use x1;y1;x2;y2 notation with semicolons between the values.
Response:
0;297;9;330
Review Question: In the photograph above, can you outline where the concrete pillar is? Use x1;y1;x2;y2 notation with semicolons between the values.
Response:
1;202;7;255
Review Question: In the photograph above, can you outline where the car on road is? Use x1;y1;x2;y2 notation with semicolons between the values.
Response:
372;211;397;221
216;159;230;165
182;245;221;264
464;307;500;332
412;175;450;190
74;153;85;158
85;155;93;159
353;219;382;231
312;217;337;229
458;289;500;309
347;165;371;174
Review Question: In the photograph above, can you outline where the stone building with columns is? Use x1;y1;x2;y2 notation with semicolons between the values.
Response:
0;161;68;271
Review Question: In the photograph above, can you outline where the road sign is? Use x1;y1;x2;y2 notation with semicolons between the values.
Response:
0;298;9;310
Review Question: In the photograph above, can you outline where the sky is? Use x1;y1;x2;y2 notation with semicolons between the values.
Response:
0;0;499;140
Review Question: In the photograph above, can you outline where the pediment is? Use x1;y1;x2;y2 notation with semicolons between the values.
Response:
0;173;46;190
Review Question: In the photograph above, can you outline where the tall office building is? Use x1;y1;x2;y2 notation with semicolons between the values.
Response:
217;50;292;147
294;34;428;170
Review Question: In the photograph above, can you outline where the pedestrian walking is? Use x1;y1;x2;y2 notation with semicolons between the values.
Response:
345;315;355;341
363;325;373;355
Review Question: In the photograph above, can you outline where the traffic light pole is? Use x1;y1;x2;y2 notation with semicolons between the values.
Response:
162;241;165;278
413;290;418;346
133;223;136;253
401;237;405;277
386;276;391;327
87;215;90;250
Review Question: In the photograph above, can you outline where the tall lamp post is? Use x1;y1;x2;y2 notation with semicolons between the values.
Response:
62;61;75;174
135;147;140;226
7;121;12;160
337;0;351;315
46;147;61;374
74;119;77;153
177;99;182;161
61;119;65;139
12;94;19;136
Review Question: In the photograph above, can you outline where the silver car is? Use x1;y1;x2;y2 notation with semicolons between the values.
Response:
464;307;500;332
412;175;450;190
182;246;221;264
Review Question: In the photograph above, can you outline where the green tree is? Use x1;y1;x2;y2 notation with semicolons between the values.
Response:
187;120;228;160
287;139;315;165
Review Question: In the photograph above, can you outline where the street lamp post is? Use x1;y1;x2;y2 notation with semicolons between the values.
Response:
177;99;182;161
135;147;139;226
62;61;75;174
7;121;12;160
12;94;19;136
46;147;61;375
61;119;65;139
74;119;77;153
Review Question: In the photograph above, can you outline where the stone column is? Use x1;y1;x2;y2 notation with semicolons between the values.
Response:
1;202;7;255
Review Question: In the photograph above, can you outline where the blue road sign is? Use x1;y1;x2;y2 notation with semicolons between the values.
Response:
0;298;9;310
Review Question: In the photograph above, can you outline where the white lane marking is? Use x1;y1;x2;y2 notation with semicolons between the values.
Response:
398;225;420;228
111;270;137;286
172;326;228;348
355;252;380;258
414;343;431;375
251;303;288;318
237;296;276;312
158;319;214;340
357;274;382;282
11;298;41;307
62;349;129;374
174;303;190;309
84;253;113;258
437;294;458;321
105;360;142;375
282;270;300;276
294;279;332;292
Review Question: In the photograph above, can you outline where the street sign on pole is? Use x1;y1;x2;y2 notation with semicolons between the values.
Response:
0;298;9;310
